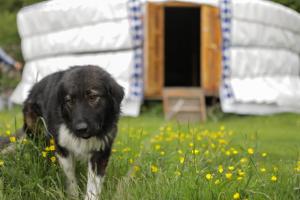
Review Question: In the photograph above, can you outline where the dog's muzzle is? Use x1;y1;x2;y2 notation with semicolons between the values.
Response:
75;122;91;139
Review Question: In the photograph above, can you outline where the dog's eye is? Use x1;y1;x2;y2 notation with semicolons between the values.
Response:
64;95;73;106
88;95;100;103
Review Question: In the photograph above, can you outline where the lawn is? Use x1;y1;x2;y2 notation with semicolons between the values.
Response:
0;106;299;200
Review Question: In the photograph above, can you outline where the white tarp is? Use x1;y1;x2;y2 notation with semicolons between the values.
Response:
10;0;300;116
22;19;136;60
17;0;129;37
11;0;144;116
221;0;300;114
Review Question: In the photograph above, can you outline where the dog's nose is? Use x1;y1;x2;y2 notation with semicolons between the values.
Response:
75;122;88;133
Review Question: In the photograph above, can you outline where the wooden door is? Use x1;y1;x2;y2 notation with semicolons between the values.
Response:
201;6;222;96
144;2;164;98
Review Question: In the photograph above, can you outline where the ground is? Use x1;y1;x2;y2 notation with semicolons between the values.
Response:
0;106;299;200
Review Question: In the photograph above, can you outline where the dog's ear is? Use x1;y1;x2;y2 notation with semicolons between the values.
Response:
108;79;124;108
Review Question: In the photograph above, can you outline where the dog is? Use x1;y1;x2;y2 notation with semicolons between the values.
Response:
23;65;124;200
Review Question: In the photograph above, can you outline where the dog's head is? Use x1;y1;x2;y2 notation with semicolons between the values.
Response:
58;65;124;139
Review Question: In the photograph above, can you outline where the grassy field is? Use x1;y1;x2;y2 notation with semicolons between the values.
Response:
0;106;299;200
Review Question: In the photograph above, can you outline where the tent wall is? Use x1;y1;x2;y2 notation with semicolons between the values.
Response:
221;0;300;114
11;0;144;116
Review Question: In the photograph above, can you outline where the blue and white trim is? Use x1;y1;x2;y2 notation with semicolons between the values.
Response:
128;0;144;101
220;0;235;102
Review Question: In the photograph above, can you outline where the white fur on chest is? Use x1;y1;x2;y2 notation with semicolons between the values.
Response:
58;124;105;159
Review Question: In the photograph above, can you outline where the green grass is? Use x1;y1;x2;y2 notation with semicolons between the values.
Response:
0;107;300;200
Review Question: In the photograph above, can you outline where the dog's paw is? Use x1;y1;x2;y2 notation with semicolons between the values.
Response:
84;192;99;200
67;182;79;199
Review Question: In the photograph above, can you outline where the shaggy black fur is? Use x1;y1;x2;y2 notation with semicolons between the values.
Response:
23;65;124;168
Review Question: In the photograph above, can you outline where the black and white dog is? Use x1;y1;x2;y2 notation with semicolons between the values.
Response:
23;65;124;200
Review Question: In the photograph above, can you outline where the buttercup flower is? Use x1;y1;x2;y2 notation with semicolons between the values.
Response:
260;168;266;173
225;173;232;179
262;152;267;157
151;165;158;173
205;173;213;180
9;136;16;143
233;192;240;199
179;157;185;164
49;145;56;151
175;171;181;176
247;148;254;155
271;175;277;182
42;151;47;158
218;165;224;173
50;156;56;163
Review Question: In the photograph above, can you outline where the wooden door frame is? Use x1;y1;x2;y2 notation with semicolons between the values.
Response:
144;2;221;98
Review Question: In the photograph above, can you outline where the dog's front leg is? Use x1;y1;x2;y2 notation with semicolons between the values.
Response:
57;152;79;199
85;150;110;200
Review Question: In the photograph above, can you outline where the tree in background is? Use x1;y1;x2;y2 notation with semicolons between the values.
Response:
272;0;300;12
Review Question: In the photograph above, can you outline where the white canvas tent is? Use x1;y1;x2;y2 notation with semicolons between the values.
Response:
10;0;300;116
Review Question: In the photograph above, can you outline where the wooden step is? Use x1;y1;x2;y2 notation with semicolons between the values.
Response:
163;87;206;122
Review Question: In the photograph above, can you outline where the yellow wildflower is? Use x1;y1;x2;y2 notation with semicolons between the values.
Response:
133;165;140;172
205;173;213;180
238;170;245;176
9;136;16;143
112;148;117;153
204;150;209;156
49;145;56;151
122;147;131;152
260;168;266;173
151;165;158;173
228;166;235;171
218;165;224;173
179;157;185;164
0;160;4;167
271;175;277;182
192;149;200;155
225;173;232;179
225;150;231;156
240;157;248;164
233;150;239;155
233;192;240;199
247;148;254;155
5;130;11;136
129;159;134;164
178;149;183;154
50;138;55;145
262;152;267;157
218;139;227;145
155;144;161;150
220;126;225;131
160;151;165;156
237;176;243;181
189;142;194;148
214;179;220;185
175;171;181;176
50;156;56;163
42;151;47;158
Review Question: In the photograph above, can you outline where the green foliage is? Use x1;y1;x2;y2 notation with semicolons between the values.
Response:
272;0;300;12
0;0;43;58
0;108;300;199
